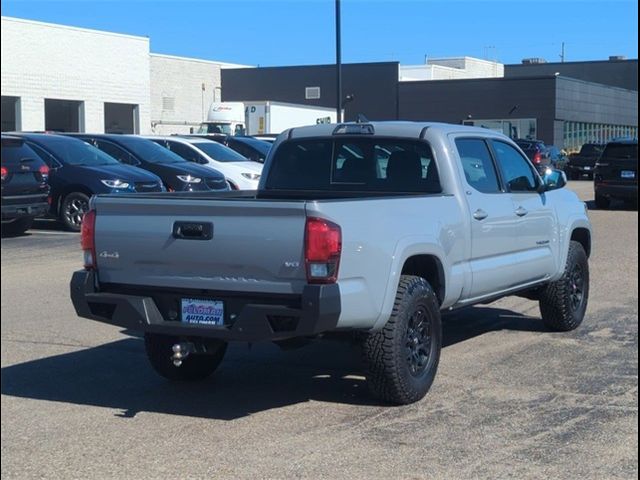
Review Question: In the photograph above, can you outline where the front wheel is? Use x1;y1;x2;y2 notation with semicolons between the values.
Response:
539;241;589;331
61;192;90;231
363;275;442;405
144;333;227;381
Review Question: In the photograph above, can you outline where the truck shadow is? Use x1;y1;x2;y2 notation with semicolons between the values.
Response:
1;306;548;420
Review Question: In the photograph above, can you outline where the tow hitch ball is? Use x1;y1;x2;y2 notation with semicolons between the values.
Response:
171;342;195;367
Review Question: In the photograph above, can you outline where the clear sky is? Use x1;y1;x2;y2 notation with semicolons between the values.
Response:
2;0;638;66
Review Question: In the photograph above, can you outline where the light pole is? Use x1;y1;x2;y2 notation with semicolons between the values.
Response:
335;0;342;123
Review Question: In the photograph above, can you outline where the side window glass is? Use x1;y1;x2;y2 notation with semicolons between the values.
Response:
455;138;501;193
492;141;538;192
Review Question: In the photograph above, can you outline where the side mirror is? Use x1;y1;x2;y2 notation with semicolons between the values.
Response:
541;168;567;192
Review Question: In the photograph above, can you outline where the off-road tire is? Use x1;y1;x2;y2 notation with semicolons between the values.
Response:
595;193;610;210
144;333;227;381
363;275;442;405
3;217;34;235
539;241;589;331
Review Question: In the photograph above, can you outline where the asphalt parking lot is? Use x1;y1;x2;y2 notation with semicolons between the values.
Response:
1;180;637;479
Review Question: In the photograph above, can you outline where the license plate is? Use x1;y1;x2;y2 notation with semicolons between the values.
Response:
583;166;591;170
181;298;224;325
621;170;636;179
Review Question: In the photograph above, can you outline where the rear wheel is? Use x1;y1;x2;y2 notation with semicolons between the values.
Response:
61;192;90;231
144;333;227;381
3;217;34;235
363;275;442;405
539;241;589;331
595;193;610;210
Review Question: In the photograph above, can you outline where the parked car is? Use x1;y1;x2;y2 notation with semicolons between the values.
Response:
66;134;229;193
1;135;50;234
514;139;551;173
565;143;605;180
147;136;263;190
183;134;271;164
594;138;638;209
15;133;163;231
70;121;591;406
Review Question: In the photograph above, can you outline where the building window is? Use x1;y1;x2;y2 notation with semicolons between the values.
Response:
44;98;84;132
104;103;139;134
462;118;537;140
1;96;21;132
562;121;638;152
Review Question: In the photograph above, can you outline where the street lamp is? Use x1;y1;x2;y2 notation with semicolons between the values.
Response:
335;0;342;123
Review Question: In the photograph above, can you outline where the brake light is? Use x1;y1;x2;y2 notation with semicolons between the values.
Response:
39;165;49;181
533;152;542;164
1;166;7;181
304;217;341;284
81;209;97;270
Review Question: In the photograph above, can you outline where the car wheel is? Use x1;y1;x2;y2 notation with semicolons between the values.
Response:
595;193;610;210
362;275;442;405
144;333;227;381
2;217;34;236
539;241;589;332
61;192;91;232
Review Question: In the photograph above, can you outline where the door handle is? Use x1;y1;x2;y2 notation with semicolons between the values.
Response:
515;206;528;217
172;221;213;240
473;209;488;221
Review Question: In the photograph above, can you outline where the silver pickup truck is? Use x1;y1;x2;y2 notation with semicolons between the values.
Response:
70;122;592;405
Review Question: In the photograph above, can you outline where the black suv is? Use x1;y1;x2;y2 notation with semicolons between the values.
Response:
566;143;605;180
594;138;638;209
1;135;50;234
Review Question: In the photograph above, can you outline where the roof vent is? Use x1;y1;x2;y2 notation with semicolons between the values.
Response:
521;57;547;64
609;55;626;61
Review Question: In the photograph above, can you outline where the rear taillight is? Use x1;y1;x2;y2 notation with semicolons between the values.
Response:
304;217;341;284
533;152;542;164
81;209;97;270
1;166;7;181
39;165;50;181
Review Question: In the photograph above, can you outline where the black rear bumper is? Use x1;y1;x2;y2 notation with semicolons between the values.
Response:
595;183;638;200
1;200;49;221
70;270;341;342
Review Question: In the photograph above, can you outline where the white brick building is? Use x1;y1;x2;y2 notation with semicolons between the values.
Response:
1;16;250;134
150;54;223;135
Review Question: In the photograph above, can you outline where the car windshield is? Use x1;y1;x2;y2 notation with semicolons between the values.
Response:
602;143;638;160
193;141;249;162
33;137;120;166
236;138;271;156
197;123;233;135
117;137;186;164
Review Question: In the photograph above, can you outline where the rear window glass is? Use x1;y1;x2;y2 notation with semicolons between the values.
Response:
580;144;604;156
266;138;441;193
602;143;638;160
1;138;45;167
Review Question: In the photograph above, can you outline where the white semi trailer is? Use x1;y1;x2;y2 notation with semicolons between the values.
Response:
198;101;337;136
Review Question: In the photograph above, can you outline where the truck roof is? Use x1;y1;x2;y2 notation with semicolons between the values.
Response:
287;121;512;140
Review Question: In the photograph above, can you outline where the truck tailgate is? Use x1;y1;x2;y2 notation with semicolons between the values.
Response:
92;196;308;294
